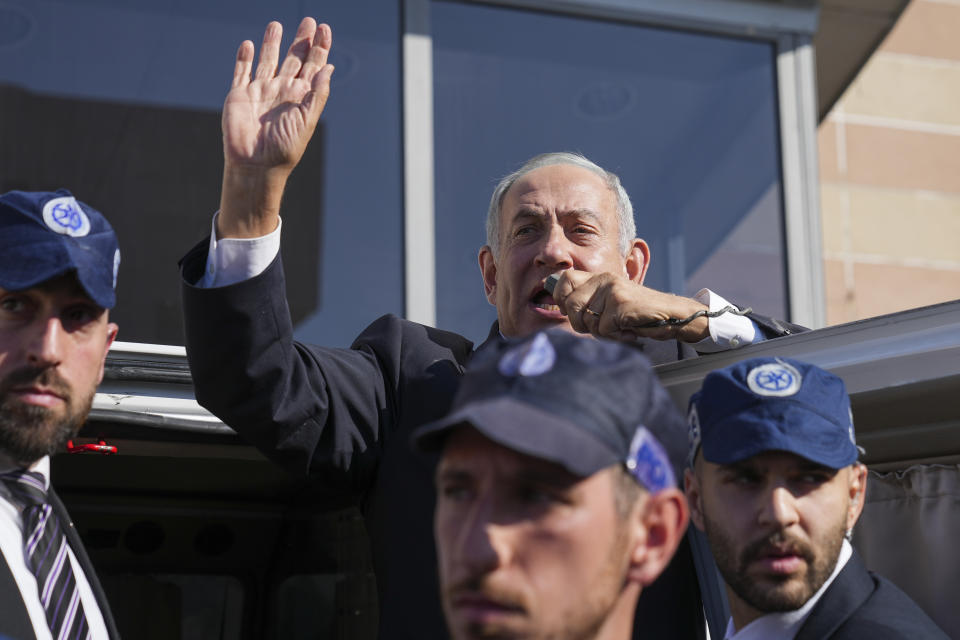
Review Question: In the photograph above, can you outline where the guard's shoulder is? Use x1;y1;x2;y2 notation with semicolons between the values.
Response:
836;572;950;639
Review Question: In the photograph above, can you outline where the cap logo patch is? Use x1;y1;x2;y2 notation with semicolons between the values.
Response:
113;248;121;289
747;360;802;397
626;425;675;493
498;332;556;377
42;196;90;237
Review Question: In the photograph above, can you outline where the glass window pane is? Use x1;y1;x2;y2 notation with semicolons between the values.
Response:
0;0;402;347
432;2;786;343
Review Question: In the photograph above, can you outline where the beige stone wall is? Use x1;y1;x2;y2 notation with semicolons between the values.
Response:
818;0;960;325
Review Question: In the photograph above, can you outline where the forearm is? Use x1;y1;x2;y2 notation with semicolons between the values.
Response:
180;250;388;488
655;293;710;344
217;165;291;238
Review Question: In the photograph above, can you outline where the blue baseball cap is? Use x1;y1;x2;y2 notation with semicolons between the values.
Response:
412;329;686;493
687;357;860;469
0;190;120;309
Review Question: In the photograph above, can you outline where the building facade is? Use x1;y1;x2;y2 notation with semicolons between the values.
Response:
819;0;960;324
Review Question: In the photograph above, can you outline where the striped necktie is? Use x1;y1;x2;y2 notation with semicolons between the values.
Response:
1;470;91;640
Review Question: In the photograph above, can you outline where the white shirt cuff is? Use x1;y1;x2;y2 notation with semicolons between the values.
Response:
691;288;763;353
197;212;282;288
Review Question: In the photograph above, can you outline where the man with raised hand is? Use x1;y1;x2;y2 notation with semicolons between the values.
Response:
413;329;689;640
684;357;947;639
0;190;121;639
179;17;800;638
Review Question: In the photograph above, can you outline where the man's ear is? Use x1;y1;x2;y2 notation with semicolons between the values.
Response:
478;245;497;305
683;467;706;532
625;239;650;285
97;321;119;385
846;463;868;531
627;488;689;587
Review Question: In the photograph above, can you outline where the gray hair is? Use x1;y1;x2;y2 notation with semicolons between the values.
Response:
485;152;636;259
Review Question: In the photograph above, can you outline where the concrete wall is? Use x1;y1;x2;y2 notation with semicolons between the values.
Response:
818;0;960;324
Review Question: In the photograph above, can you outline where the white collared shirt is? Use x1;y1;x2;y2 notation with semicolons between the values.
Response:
723;539;854;640
0;454;109;640
198;213;763;349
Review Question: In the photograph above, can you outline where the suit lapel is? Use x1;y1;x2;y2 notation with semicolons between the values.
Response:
795;550;875;640
48;489;121;640
0;548;37;640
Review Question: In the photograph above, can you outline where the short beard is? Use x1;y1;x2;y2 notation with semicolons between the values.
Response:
0;367;93;464
703;512;846;614
444;515;632;640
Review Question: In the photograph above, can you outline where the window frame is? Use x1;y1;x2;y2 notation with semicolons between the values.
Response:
401;0;824;329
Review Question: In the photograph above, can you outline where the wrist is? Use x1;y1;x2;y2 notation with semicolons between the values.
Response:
218;165;291;238
669;296;710;343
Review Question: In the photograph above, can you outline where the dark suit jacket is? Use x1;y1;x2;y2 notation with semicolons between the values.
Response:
795;550;947;640
0;487;120;640
180;241;802;640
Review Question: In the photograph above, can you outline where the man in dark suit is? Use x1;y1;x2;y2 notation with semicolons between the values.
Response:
684;357;948;639
0;190;122;639
180;18;801;639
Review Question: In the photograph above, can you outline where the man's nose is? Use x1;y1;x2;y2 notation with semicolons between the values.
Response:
457;500;512;576
534;224;573;270
26;316;65;367
758;486;800;529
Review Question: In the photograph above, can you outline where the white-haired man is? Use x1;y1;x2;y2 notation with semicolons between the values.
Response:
179;18;801;639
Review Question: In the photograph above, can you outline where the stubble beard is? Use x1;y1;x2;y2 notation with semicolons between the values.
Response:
0;366;94;464
703;510;846;614
445;521;632;640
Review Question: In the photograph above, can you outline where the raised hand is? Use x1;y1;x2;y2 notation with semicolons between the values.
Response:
218;18;334;238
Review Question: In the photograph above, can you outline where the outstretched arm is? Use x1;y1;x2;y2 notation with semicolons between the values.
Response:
547;269;803;346
218;18;334;239
549;270;712;343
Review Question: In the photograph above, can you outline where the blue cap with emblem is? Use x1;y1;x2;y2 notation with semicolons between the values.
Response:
0;189;120;309
687;357;860;469
412;328;686;493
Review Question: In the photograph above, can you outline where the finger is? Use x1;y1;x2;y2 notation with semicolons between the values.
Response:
561;273;609;334
595;302;624;339
300;23;332;81
254;21;283;80
302;65;334;127
279;17;316;78
315;22;332;65
565;287;598;334
582;294;607;338
232;40;255;89
549;269;590;308
549;270;587;332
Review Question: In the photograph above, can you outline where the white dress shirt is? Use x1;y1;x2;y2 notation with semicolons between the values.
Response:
723;539;854;640
0;454;109;640
198;213;763;349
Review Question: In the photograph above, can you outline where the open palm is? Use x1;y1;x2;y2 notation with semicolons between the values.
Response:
222;18;333;173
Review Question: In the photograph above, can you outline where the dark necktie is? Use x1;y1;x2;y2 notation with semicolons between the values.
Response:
1;470;91;640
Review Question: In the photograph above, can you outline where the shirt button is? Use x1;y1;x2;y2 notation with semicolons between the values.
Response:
729;337;741;348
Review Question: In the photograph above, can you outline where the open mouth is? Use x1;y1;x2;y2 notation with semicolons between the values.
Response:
530;289;560;312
